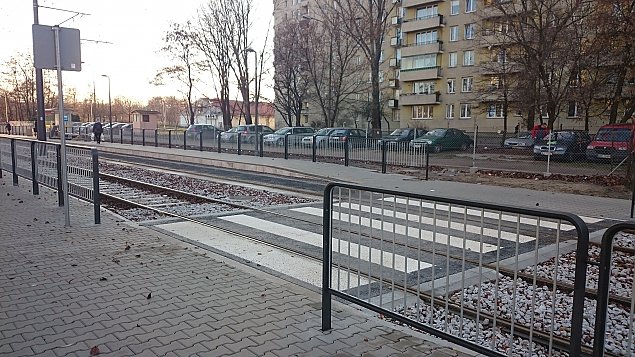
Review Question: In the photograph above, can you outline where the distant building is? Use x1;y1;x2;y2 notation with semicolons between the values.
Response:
131;110;161;130
179;98;277;129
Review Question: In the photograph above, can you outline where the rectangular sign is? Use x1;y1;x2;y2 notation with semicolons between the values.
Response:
32;24;82;71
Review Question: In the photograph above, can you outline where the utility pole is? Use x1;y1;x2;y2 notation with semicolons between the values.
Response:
33;0;46;140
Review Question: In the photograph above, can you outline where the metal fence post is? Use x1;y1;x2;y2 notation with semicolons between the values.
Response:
131;128;134;145
259;134;264;157
217;132;221;153
30;141;39;195
321;186;332;331
183;131;187;150
142;129;146;146
56;144;63;206
91;148;101;224
168;130;172;149
284;133;289;160
237;133;242;155
381;140;387;174
344;139;349;167
312;135;317;162
425;146;430;180
199;132;203;151
10;138;17;186
155;129;158;147
120;129;123;144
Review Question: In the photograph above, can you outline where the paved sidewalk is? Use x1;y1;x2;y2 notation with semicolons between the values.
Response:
0;177;480;357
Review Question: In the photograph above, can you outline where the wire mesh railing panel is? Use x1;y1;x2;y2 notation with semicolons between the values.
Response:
35;142;59;190
66;146;95;202
0;137;11;171
385;141;428;168
14;140;32;179
323;184;590;357
349;139;382;163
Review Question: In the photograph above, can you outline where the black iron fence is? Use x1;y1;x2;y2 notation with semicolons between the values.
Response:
0;136;100;224
321;182;593;356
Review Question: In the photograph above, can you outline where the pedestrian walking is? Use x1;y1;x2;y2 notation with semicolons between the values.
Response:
92;121;103;144
514;123;519;135
5;122;11;135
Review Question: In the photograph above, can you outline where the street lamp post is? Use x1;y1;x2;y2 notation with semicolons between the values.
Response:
101;74;112;143
246;47;259;155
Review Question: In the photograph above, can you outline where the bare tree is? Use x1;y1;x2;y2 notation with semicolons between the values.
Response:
1;53;37;121
331;0;396;137
272;20;309;127
302;6;369;128
225;0;255;125
193;1;234;129
154;22;199;126
488;0;594;129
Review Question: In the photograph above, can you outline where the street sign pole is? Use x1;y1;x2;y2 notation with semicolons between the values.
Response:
54;25;71;227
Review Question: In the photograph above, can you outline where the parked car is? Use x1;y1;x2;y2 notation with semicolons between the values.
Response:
533;130;591;161
48;125;77;140
263;126;315;146
220;125;274;143
381;128;427;149
503;131;535;149
301;127;336;147
185;124;222;141
327;128;368;147
410;128;473;153
220;127;238;142
586;123;634;162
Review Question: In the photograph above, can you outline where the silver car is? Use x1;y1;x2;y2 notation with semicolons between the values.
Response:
504;132;535;149
301;127;335;147
263;127;315;146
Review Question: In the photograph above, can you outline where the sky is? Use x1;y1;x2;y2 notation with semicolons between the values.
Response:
0;0;275;104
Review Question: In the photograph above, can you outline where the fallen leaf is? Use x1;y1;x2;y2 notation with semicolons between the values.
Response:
135;254;141;258
146;292;152;299
99;277;107;281
89;345;100;355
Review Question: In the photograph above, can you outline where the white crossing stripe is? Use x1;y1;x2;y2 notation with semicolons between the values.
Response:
383;197;600;229
291;207;498;253
220;214;430;273
335;202;535;243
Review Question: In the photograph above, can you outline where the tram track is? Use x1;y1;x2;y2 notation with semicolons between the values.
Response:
97;170;631;356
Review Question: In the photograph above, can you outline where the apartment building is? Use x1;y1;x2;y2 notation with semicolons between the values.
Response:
273;0;616;133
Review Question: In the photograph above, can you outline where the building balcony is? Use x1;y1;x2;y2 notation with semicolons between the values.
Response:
390;37;402;47
388;79;400;88
401;41;443;57
400;92;441;106
388;99;399;108
403;0;445;7
402;15;444;33
400;67;442;81
389;58;401;68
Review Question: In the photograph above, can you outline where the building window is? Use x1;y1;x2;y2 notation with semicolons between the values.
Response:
447;79;456;93
416;5;438;19
466;0;476;12
567;101;578;117
303;115;309;123
498;48;508;63
142;114;150;122
412;105;434;119
461;77;473;92
450;0;460;15
460;103;472;119
463;50;475;66
490;76;501;89
449;52;457;68
464;23;476;40
446;104;455;119
416;30;438;45
413;81;436;94
487;103;504;118
450;26;459;42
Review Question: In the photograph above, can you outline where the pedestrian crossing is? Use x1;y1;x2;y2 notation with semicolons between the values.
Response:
160;197;606;283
